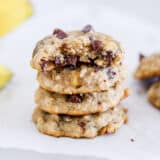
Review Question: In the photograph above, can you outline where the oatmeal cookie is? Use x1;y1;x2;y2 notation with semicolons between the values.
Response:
35;85;129;115
37;65;125;94
31;25;124;72
32;106;127;138
135;54;160;79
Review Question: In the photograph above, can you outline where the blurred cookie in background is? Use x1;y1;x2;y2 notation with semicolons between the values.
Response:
135;53;160;109
148;82;160;109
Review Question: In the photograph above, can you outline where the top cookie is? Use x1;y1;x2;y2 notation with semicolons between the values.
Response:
134;54;160;79
31;25;124;72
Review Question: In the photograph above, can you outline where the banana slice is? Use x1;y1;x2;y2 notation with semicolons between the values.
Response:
0;0;32;36
0;64;12;88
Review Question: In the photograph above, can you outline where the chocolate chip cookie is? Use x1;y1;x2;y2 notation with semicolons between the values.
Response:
35;85;129;115
147;81;160;109
32;106;127;138
31;25;124;72
37;65;125;94
135;54;160;79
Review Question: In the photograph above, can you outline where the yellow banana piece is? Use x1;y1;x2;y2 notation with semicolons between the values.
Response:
0;0;32;36
0;64;12;88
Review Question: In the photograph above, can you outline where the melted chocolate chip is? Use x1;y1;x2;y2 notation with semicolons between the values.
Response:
103;51;114;66
98;101;102;105
53;55;80;69
66;94;84;103
40;59;53;72
64;55;79;69
82;24;94;33
139;53;145;61
79;122;86;132
53;28;68;39
91;39;103;52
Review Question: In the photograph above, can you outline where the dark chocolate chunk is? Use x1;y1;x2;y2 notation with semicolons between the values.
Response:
54;55;79;69
54;57;65;67
97;101;102;105
64;55;79;69
39;59;53;72
103;51;114;66
53;28;68;39
91;39;103;52
66;94;84;103
79;122;86;132
82;24;94;33
139;53;145;61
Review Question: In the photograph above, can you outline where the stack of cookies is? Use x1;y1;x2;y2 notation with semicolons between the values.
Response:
31;25;128;138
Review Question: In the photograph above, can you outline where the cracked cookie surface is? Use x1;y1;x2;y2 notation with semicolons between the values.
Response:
31;27;124;72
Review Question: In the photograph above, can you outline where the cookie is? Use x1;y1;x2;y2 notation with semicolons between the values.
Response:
37;65;125;94
35;85;129;115
147;81;160;109
31;25;124;72
32;106;127;138
135;54;160;79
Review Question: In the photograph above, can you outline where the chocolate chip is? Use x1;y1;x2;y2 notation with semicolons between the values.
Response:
53;28;68;39
64;55;79;69
139;53;145;61
98;101;102;105
66;94;84;103
54;57;65;67
103;51;114;66
107;68;116;79
90;39;103;52
82;24;94;33
39;59;53;72
79;122;86;132
130;138;135;142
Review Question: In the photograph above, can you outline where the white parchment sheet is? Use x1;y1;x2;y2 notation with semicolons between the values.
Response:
0;1;160;159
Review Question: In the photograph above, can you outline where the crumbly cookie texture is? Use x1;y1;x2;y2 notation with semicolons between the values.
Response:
37;65;125;94
32;106;127;138
147;82;160;109
134;54;160;79
35;84;129;115
31;26;124;72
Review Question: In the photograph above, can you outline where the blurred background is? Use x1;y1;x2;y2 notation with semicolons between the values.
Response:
0;0;160;159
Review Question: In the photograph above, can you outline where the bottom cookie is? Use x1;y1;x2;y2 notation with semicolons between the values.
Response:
32;106;127;138
148;81;160;109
